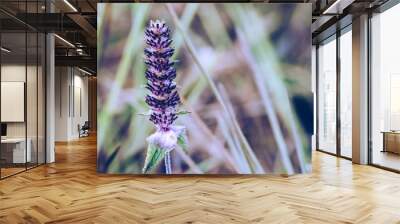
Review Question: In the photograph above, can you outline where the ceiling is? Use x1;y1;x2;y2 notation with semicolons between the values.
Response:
311;0;389;44
0;0;98;74
0;0;393;74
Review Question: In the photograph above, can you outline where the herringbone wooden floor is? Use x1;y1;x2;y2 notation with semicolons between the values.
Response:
1;135;400;224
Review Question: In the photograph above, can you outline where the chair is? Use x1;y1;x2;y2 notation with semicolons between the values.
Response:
78;121;90;138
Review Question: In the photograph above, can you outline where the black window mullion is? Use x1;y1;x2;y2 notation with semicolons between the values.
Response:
367;11;373;165
336;28;341;157
36;0;39;167
316;44;320;151
0;26;2;179
25;0;28;171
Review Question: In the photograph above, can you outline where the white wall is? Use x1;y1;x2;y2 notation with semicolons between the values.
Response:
1;82;25;122
74;73;89;127
55;67;69;141
55;67;89;141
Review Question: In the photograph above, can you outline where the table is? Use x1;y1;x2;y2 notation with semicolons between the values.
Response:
1;138;31;163
382;131;400;154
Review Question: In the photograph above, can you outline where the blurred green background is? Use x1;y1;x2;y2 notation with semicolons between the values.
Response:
97;3;313;174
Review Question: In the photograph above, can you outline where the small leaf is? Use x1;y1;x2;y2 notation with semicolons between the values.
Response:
177;132;189;154
176;110;191;116
137;111;151;116
142;143;166;174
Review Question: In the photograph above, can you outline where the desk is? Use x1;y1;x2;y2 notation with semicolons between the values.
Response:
1;138;31;163
382;131;400;155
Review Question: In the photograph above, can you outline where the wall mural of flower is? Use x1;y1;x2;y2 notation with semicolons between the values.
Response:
97;3;313;175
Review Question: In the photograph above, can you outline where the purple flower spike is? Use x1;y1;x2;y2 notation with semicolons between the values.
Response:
143;20;189;174
144;20;180;132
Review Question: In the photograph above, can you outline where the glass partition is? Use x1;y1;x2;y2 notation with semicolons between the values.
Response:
371;3;400;171
1;30;28;177
0;1;46;179
339;29;352;158
317;36;337;154
38;32;45;165
26;0;41;170
27;30;38;169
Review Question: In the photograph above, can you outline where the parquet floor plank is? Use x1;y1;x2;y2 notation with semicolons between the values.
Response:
0;135;400;223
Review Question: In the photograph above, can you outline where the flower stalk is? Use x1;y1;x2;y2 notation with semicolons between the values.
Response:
142;20;188;174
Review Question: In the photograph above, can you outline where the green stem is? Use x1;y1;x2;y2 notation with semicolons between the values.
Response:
165;151;172;174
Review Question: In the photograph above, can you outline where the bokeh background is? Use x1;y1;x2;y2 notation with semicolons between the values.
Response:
97;3;312;174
